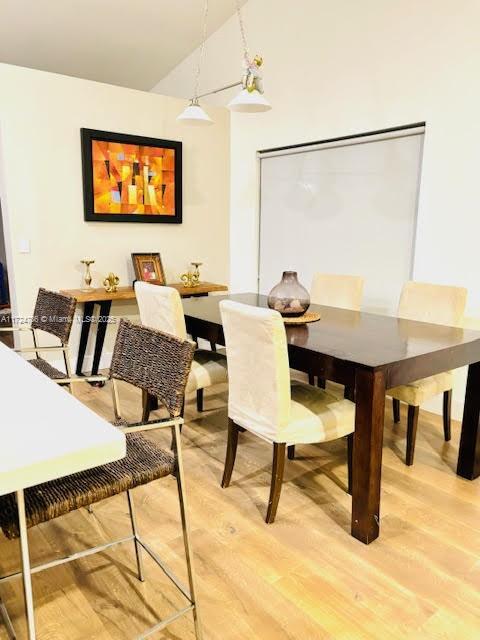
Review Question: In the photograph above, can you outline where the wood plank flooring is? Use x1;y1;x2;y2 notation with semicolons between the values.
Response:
1;381;479;639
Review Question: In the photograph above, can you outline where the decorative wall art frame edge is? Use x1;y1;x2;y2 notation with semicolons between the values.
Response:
81;128;183;224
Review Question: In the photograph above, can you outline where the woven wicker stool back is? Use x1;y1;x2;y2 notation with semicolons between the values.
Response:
31;288;77;344
110;319;195;418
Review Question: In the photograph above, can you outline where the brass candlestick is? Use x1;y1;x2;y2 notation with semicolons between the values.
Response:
103;273;120;293
181;262;202;288
192;262;202;282
80;259;95;291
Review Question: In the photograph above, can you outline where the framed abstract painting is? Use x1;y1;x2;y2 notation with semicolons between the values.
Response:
81;128;182;223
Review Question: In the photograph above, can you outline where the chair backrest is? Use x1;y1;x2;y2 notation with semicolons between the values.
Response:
310;273;364;311
110;319;195;417
220;300;291;440
31;288;76;343
398;281;467;327
135;281;187;339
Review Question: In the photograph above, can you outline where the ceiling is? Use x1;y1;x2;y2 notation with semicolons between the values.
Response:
0;0;247;91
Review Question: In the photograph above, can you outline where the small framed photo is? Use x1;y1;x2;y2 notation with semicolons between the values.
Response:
131;253;166;285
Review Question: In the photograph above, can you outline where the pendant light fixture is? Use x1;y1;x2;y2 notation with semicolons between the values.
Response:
176;0;213;126
177;0;271;125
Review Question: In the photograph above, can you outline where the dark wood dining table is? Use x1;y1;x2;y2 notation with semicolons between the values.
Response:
182;292;480;545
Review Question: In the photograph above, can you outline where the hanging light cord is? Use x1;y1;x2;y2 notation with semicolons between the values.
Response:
193;0;209;102
236;0;250;66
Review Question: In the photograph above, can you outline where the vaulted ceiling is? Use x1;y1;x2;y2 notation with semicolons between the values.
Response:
0;0;247;90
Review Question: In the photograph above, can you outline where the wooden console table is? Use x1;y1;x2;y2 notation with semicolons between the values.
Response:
60;282;228;379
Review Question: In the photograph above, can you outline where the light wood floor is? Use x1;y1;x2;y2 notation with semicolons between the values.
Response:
1;381;480;639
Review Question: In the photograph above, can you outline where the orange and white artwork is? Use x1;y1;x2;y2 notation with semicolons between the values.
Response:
92;141;176;215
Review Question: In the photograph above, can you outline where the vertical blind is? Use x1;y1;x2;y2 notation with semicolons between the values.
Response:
258;126;425;314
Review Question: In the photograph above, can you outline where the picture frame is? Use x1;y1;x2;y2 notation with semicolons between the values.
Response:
81;128;182;223
131;253;166;285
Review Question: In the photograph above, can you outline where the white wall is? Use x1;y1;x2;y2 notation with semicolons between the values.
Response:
154;0;480;418
0;63;230;367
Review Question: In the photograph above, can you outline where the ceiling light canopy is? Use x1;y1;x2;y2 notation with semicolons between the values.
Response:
177;0;271;125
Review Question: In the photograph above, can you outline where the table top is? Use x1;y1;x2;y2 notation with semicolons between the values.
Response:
0;343;126;496
61;282;228;303
182;293;480;376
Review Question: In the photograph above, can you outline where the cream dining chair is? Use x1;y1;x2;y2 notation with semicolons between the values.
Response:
135;282;228;419
219;300;355;524
308;273;365;390
310;273;364;311
388;281;467;465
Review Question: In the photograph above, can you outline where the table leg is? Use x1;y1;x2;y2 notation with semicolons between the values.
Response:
457;361;480;479
75;301;95;375
91;300;112;377
17;490;36;639
351;369;386;544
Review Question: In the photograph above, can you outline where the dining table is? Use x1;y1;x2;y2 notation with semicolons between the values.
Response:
182;292;480;545
0;341;126;638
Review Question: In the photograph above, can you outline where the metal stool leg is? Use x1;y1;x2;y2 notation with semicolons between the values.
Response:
172;423;203;640
16;490;36;640
0;596;16;639
127;491;145;582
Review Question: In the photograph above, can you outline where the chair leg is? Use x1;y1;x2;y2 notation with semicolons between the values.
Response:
17;489;36;640
126;490;145;582
317;377;326;389
344;386;355;401
287;445;295;460
196;388;204;412
443;390;452;441
392;398;401;423
347;433;353;495
63;346;73;396
142;391;159;422
172;423;203;640
266;443;286;524
142;389;151;422
170;400;185;451
0;596;16;640
221;419;239;488
209;341;217;352
308;373;315;385
406;405;420;466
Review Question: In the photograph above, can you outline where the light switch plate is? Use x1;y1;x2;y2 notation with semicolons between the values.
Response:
18;238;30;253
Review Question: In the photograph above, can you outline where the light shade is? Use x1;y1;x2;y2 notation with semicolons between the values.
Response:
228;89;272;113
176;103;213;126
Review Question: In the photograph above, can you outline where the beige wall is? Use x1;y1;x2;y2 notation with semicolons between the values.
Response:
154;0;480;418
0;63;230;367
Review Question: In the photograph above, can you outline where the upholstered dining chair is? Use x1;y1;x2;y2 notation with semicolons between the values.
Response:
310;273;364;312
308;273;365;391
0;319;203;640
388;281;467;465
0;287;104;390
135;281;228;419
219;300;356;524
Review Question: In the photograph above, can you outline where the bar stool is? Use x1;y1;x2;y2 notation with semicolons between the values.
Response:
0;319;203;639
